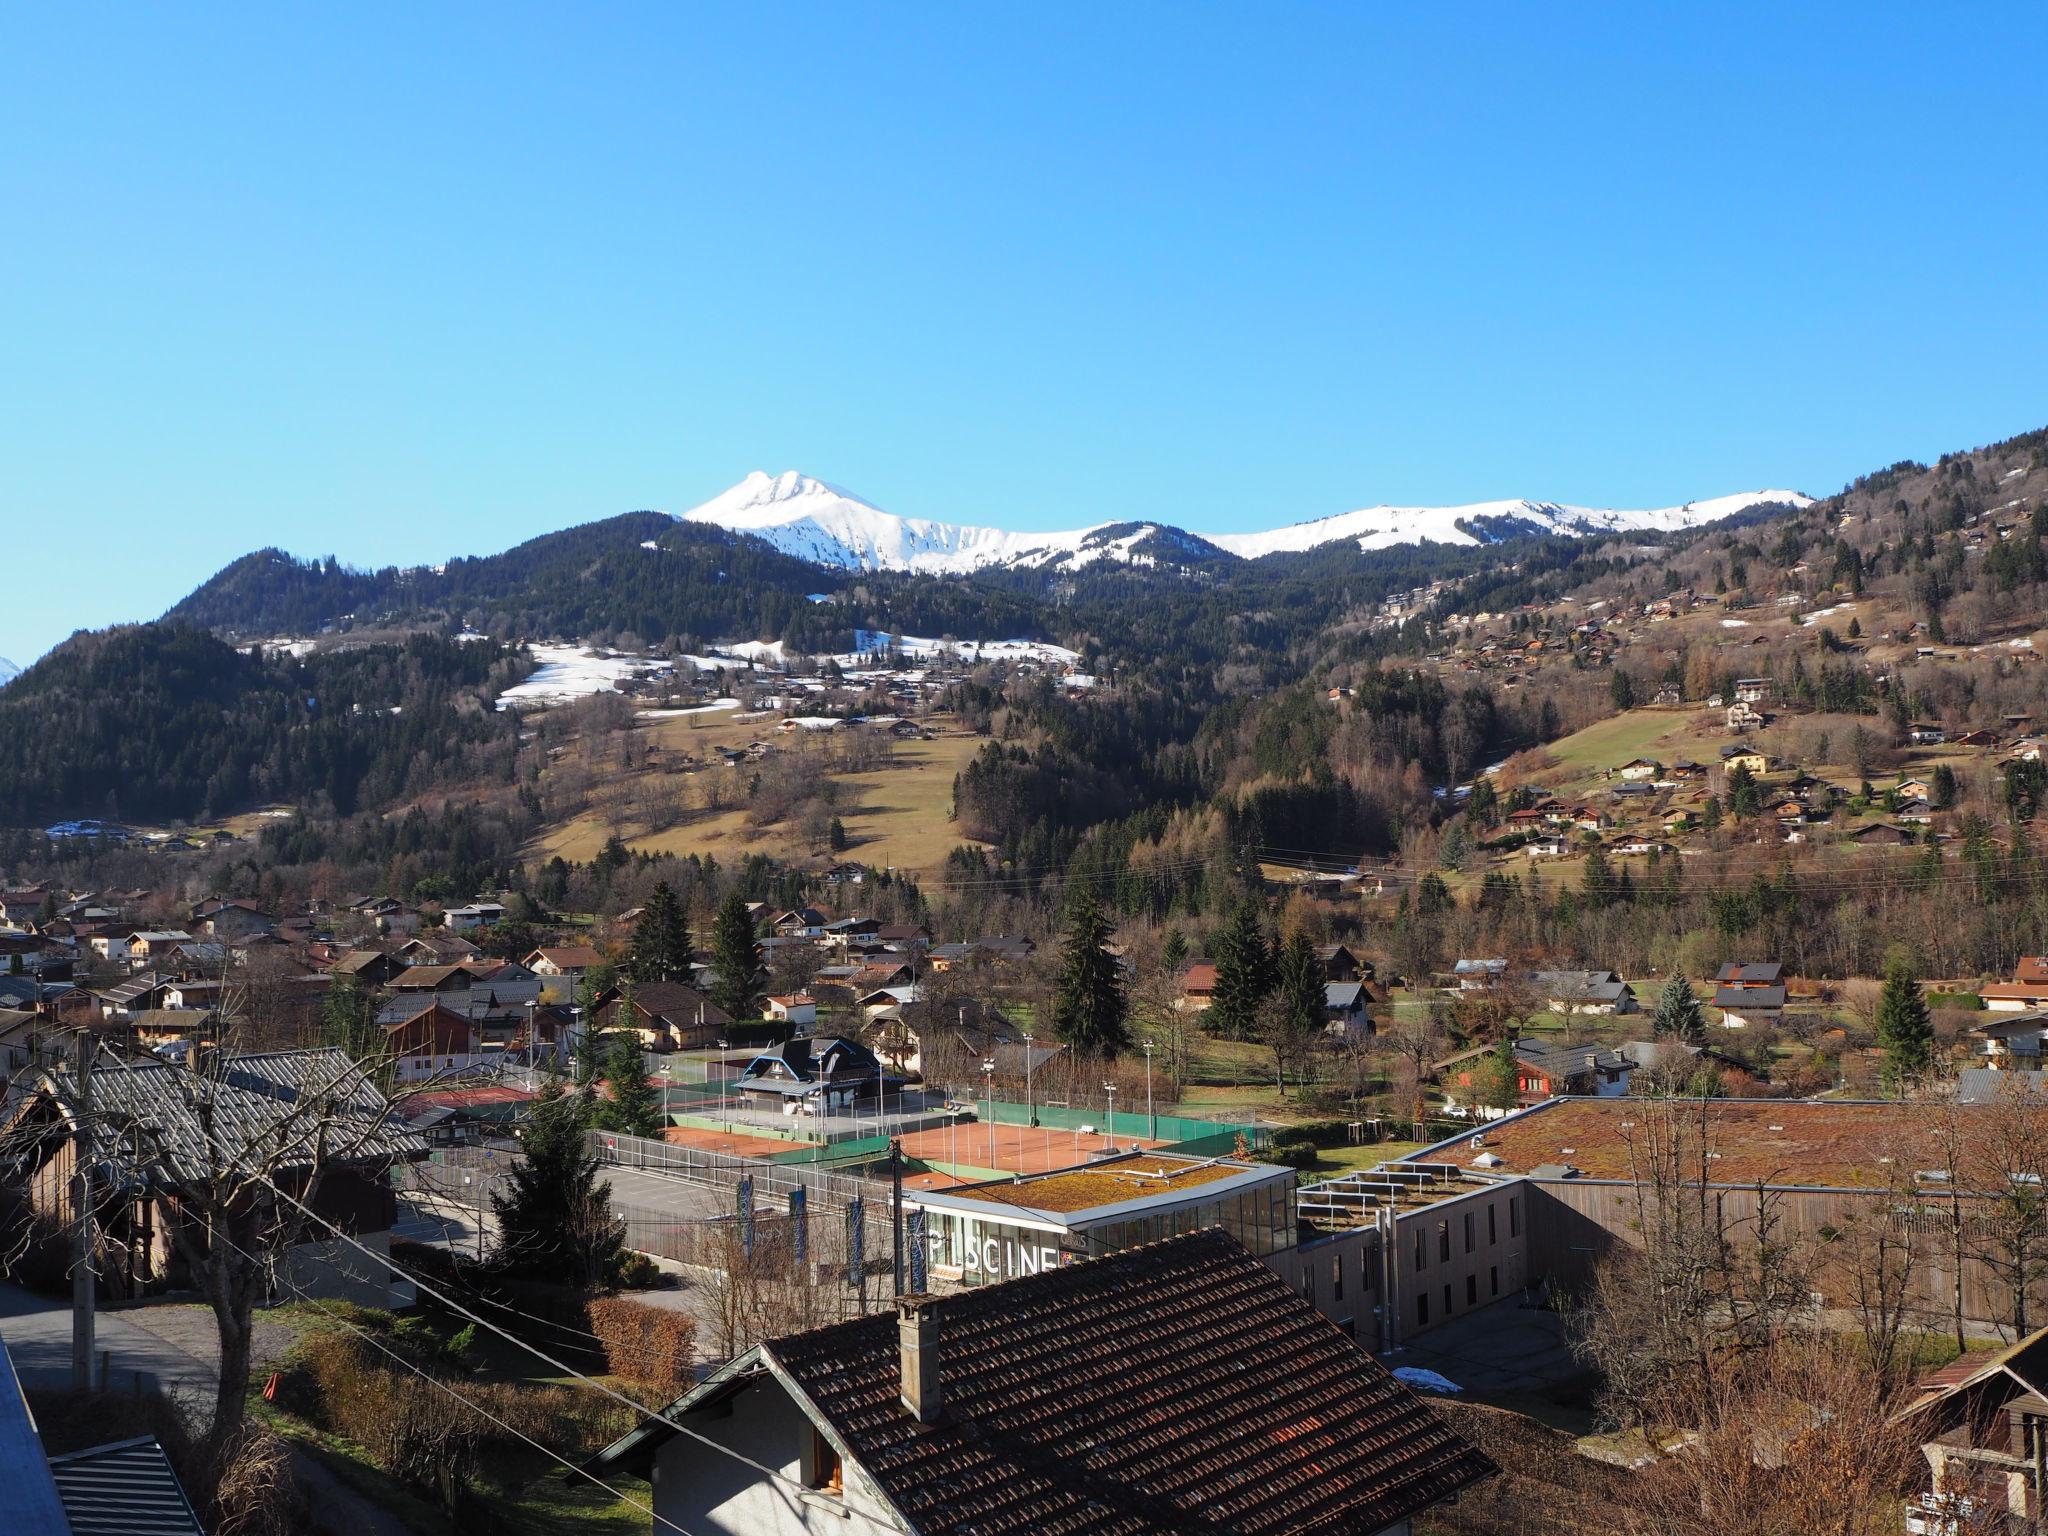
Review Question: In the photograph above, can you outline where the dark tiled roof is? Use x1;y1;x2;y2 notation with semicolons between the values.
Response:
620;1229;1494;1534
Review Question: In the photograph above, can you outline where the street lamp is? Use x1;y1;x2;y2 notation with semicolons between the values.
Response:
1142;1039;1156;1141
1021;1029;1036;1132
1102;1082;1117;1150
982;1059;997;1167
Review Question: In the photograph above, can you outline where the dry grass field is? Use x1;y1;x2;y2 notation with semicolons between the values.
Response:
531;713;988;876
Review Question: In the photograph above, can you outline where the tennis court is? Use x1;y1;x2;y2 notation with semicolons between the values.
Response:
659;1124;813;1160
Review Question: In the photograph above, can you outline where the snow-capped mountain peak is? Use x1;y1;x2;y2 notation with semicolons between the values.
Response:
0;657;19;688
679;472;1811;573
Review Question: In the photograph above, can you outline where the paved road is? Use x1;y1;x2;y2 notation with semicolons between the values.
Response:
0;1280;225;1398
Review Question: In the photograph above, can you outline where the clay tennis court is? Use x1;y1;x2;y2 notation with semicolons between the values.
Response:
659;1124;811;1160
894;1120;1165;1178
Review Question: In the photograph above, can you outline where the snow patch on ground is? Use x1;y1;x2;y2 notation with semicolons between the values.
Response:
840;630;1080;667
640;698;742;718
497;644;672;709
1391;1367;1462;1394
1720;619;1751;628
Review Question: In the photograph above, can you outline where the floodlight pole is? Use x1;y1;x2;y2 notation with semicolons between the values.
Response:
1143;1039;1156;1141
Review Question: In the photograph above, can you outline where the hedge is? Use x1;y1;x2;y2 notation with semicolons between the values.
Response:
587;1296;698;1395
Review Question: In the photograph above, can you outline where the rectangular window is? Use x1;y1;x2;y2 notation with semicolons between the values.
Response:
1463;1212;1474;1253
1300;1265;1315;1302
1443;1284;1453;1315
1413;1229;1424;1272
1438;1223;1450;1262
1466;1273;1478;1306
1510;1196;1520;1237
1360;1247;1374;1291
1490;1264;1499;1297
1417;1293;1429;1327
805;1428;843;1494
1488;1203;1497;1244
1332;1255;1344;1301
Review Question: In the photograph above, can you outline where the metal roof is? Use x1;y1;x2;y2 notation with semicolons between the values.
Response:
48;1436;205;1536
31;1046;424;1187
0;1340;72;1536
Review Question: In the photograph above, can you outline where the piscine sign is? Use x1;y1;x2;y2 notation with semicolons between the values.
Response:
939;1231;1062;1280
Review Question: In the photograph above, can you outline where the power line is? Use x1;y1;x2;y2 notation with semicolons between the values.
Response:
201;1222;699;1536
253;1169;905;1531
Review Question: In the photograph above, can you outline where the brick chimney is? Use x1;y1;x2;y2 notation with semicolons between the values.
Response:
897;1294;942;1423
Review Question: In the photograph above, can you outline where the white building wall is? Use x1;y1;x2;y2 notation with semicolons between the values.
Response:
652;1378;903;1536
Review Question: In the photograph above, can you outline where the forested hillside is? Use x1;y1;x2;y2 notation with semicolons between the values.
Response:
0;625;530;824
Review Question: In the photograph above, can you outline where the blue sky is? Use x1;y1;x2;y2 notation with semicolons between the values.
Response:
3;4;2045;664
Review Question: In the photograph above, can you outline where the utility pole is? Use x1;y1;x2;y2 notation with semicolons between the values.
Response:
70;1030;95;1391
889;1139;905;1298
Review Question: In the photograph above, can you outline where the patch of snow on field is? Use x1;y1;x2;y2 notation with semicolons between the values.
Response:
497;644;671;709
1720;619;1751;628
840;630;1080;667
1799;604;1853;627
640;698;742;718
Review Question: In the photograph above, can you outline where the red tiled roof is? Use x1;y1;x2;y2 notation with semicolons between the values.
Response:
767;1230;1493;1535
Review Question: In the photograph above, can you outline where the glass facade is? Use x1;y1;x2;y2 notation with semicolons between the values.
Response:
919;1169;1297;1287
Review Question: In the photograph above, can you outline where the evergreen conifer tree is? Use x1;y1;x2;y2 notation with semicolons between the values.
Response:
490;1083;623;1288
599;1036;664;1137
709;891;764;1021
1876;952;1933;1093
1050;889;1129;1055
1651;973;1708;1046
1209;899;1272;1042
629;881;692;983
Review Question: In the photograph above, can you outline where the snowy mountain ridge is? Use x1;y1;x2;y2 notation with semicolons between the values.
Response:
679;470;1811;573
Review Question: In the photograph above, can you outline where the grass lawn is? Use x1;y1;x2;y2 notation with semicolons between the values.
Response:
1302;1139;1435;1178
1539;709;1693;786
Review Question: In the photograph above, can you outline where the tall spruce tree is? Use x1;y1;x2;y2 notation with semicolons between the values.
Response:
1051;889;1129;1056
1209;899;1273;1042
490;1083;624;1289
629;880;692;983
1876;952;1934;1093
1651;973;1708;1046
709;891;764;1021
598;1036;664;1137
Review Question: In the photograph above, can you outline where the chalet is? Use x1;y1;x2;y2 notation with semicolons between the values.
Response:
734;1035;890;1114
1896;795;1936;825
443;900;507;931
1895;1325;2048;1532
1970;1011;2048;1065
597;982;733;1051
1720;744;1770;776
328;948;404;988
1617;757;1663;782
1734;678;1774;704
762;993;817;1029
1669;759;1706;781
380;998;496;1082
1531;969;1638;1015
771;907;829;939
1725;701;1767;731
1610;835;1673;858
1323;981;1371;1037
585;1231;1495;1536
1846;822;1912;847
1438;1038;1635;1104
1712;980;1786;1029
1952;728;2000;748
523;944;606;1004
188;897;274;940
393;930;485;967
1440;959;1501;997
1909;723;1948;746
122;931;193;969
1524;835;1570;860
1896;777;1935;801
0;1046;422;1305
1315;943;1370;982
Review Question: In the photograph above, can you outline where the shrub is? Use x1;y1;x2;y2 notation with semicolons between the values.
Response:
587;1296;697;1395
613;1250;661;1289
